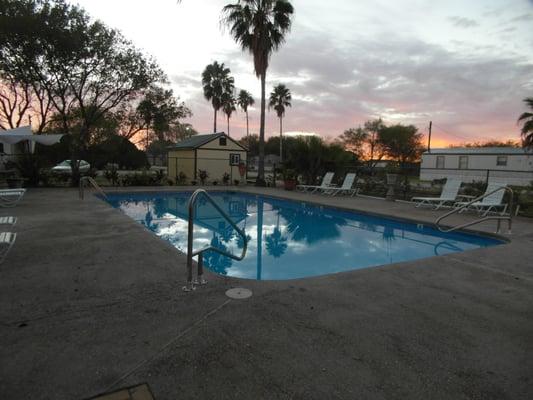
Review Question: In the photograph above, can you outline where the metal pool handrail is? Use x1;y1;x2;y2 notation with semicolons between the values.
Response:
435;186;514;234
184;189;248;292
79;176;107;200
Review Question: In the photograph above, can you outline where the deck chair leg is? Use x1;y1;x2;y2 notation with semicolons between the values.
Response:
434;200;445;210
481;206;492;217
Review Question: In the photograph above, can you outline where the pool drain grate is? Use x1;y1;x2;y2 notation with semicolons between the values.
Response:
225;288;252;299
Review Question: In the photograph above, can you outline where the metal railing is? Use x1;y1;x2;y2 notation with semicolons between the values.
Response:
183;189;248;291
435;186;514;234
79;176;107;200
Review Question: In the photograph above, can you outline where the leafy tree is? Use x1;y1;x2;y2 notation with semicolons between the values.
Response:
339;127;368;159
340;118;385;173
364;118;386;165
284;136;355;184
269;84;291;162
0;0;163;184
518;97;533;148
237;89;254;138
89;135;148;169
222;0;294;186
201;61;234;133
168;122;198;142
221;91;236;136
377;124;424;166
239;133;258;156
137;85;191;147
0;72;53;133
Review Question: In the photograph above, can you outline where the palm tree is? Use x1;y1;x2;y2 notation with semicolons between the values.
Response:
518;97;533;148
222;0;294;186
202;61;234;133
237;89;254;138
265;212;288;258
269;84;291;162
222;91;236;136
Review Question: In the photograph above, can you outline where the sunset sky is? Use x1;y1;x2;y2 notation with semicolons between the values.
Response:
73;0;533;147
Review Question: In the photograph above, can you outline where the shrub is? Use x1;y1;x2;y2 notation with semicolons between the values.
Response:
198;169;208;185
121;171;163;186
153;169;165;184
462;180;486;197
222;172;230;185
104;164;119;186
176;171;187;185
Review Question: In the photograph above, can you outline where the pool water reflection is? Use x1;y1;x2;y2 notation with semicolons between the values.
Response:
106;191;502;280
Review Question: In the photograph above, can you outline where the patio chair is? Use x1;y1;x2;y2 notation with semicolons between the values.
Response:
411;179;462;210
0;232;16;264
0;216;17;226
322;173;358;197
296;172;335;193
0;189;26;208
455;181;508;216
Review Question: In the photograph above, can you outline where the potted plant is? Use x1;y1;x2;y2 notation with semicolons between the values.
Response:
282;168;298;191
198;169;208;185
222;172;230;186
385;162;400;201
176;172;187;186
238;162;247;185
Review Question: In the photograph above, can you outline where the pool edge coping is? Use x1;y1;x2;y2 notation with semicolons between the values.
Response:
99;187;511;244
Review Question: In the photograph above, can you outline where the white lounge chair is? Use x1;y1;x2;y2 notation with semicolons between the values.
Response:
296;172;335;193
456;181;508;216
0;189;26;207
0;216;17;226
0;232;16;264
323;173;358;197
411;179;462;209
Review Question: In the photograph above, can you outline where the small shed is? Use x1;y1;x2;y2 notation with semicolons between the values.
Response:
167;132;247;184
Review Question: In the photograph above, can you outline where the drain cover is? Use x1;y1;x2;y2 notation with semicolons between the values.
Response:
225;287;252;299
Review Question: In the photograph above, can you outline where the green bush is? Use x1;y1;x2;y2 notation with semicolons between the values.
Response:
104;164;119;186
121;171;163;186
176;171;187;185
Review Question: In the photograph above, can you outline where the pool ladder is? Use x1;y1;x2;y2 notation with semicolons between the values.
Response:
79;176;107;200
183;189;248;292
435;186;514;234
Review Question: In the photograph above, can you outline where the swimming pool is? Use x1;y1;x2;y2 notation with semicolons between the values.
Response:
105;191;503;280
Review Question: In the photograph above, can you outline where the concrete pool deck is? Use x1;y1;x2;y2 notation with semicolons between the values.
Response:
1;187;532;399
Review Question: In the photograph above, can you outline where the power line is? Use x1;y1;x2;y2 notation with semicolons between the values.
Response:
432;123;471;141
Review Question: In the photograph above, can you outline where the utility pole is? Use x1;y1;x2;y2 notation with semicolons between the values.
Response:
427;121;432;153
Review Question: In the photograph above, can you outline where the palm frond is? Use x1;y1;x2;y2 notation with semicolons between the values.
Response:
517;111;533;122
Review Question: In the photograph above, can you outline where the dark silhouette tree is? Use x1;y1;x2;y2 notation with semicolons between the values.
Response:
237;89;254;138
221;91;236;136
265;213;288;258
222;0;294;186
269;84;291;162
518;97;533;148
0;0;163;185
201;61;234;133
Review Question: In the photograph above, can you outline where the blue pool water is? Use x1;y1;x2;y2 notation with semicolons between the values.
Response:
105;191;503;280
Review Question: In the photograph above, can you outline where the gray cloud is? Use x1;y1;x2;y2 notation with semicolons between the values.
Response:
448;16;479;28
174;19;533;143
509;13;533;22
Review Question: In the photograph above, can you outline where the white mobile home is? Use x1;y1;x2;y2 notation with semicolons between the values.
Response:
420;147;533;186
